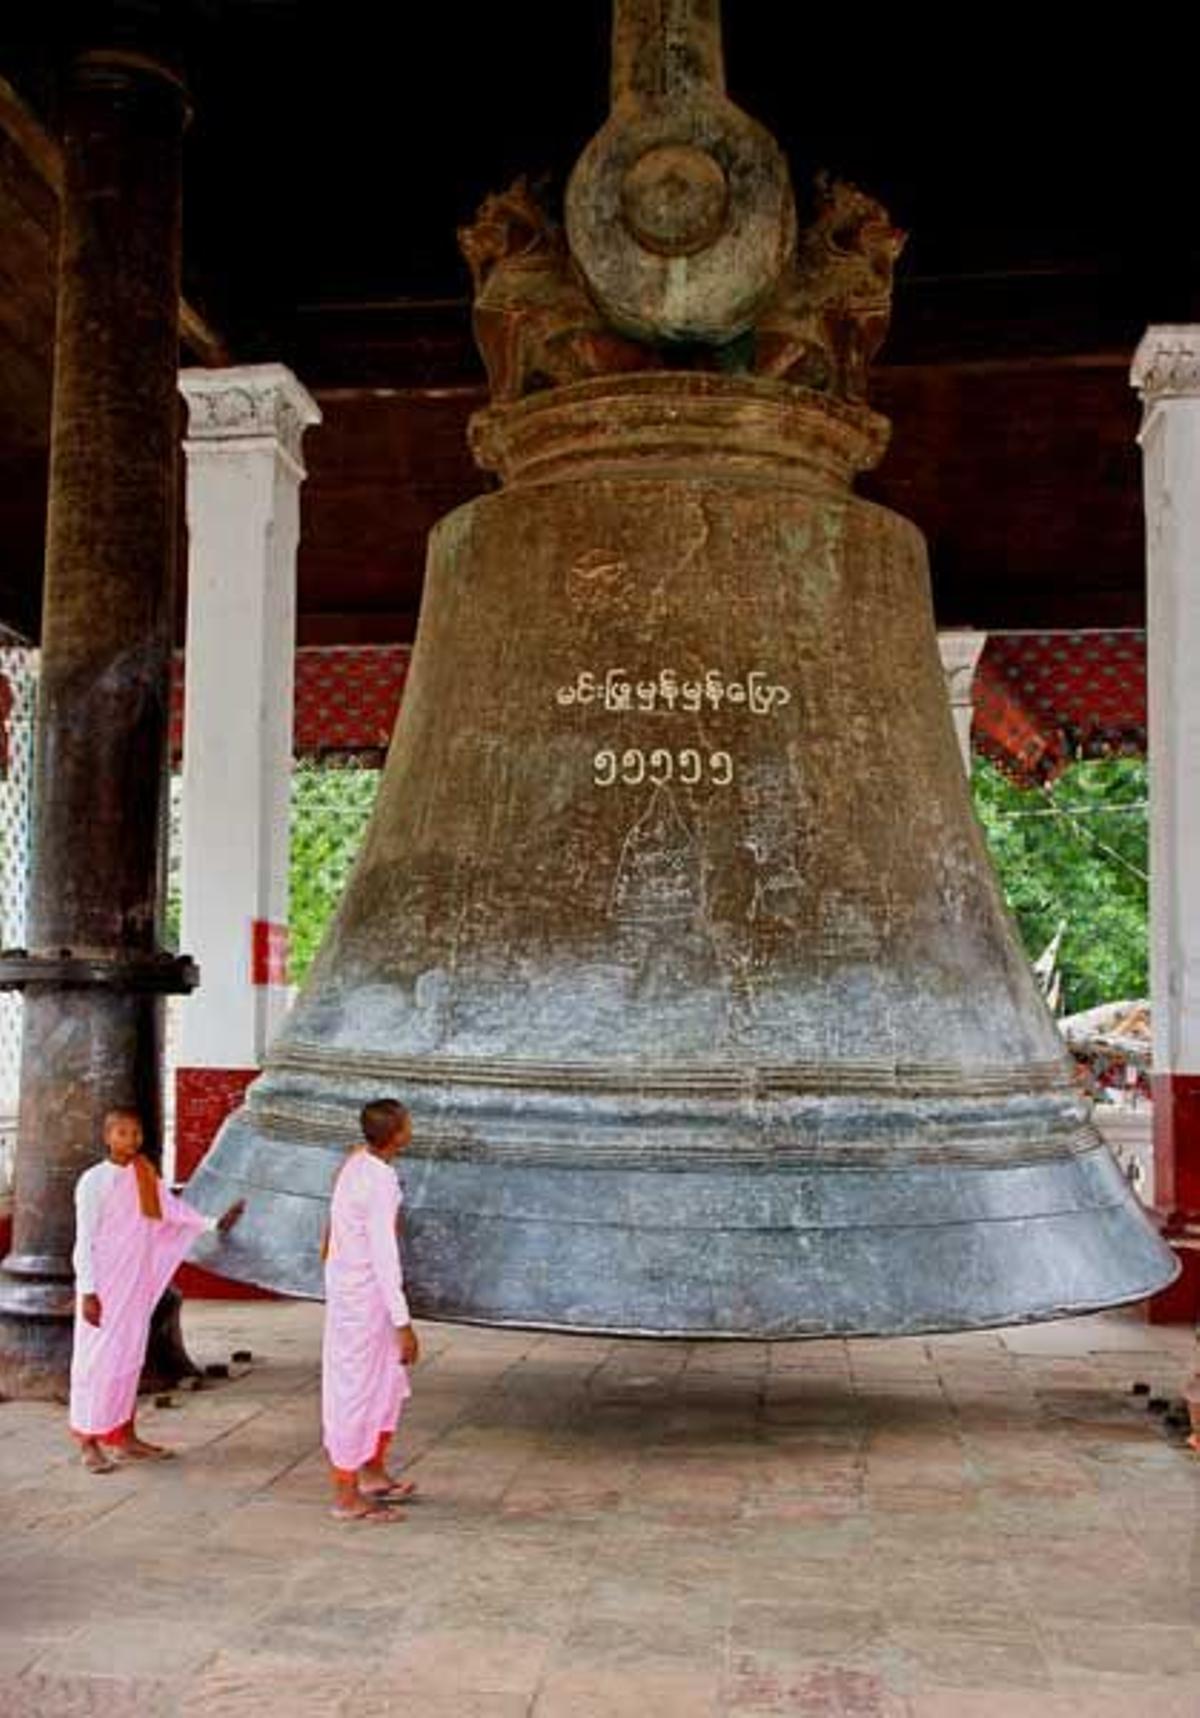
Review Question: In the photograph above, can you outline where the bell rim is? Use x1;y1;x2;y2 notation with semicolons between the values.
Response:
188;1120;1179;1335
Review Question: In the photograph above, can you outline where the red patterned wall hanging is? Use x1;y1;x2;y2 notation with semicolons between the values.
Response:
974;630;1145;785
171;644;411;765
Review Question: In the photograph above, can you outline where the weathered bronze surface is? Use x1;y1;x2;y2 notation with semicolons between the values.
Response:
192;367;1176;1329
190;1;1175;1333
566;0;795;345
0;40;193;1397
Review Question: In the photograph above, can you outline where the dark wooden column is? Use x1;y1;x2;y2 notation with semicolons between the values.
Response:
0;39;196;1397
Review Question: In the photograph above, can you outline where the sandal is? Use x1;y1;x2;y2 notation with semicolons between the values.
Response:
329;1498;402;1523
360;1478;418;1503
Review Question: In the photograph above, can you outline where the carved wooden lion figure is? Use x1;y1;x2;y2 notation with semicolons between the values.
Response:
459;178;656;403
754;175;906;402
459;178;556;295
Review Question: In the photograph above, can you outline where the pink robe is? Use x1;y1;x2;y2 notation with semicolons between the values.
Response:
69;1162;212;1439
322;1149;411;1472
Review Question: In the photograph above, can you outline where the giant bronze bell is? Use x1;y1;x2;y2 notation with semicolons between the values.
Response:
190;0;1177;1332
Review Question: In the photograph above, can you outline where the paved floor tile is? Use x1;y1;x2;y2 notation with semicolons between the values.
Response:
0;1671;178;1717
0;1301;1193;1716
535;1663;720;1716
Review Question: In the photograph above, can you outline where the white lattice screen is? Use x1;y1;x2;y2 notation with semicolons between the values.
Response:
0;647;37;1200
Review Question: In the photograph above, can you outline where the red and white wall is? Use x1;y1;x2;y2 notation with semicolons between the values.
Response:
1134;327;1200;1319
174;366;320;1187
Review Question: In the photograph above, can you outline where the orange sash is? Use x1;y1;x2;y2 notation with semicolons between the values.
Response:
131;1153;162;1221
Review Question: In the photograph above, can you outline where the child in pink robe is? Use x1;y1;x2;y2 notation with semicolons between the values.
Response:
70;1108;244;1472
322;1098;420;1522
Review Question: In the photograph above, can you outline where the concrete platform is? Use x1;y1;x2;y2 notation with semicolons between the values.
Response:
0;1302;1196;1716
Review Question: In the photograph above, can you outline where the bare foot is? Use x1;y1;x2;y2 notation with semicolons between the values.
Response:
80;1442;115;1474
112;1435;175;1462
330;1498;402;1523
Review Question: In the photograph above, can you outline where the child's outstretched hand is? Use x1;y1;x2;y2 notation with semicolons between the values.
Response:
397;1324;420;1367
82;1293;102;1328
217;1199;246;1236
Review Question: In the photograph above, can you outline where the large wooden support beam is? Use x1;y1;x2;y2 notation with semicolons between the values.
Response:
0;41;196;1396
0;71;227;367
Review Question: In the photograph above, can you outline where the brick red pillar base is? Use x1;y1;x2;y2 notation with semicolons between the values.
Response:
1147;1073;1200;1323
175;1067;276;1300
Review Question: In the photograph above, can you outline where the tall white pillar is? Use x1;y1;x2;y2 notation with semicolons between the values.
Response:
937;629;986;771
1132;326;1200;1321
175;365;320;1181
0;646;37;1226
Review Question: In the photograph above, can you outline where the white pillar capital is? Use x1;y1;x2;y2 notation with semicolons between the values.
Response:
1132;326;1200;444
180;363;321;477
937;628;987;699
936;629;987;771
1132;326;1200;399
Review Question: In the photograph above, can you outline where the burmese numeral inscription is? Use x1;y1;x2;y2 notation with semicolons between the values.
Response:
559;663;774;791
593;748;734;789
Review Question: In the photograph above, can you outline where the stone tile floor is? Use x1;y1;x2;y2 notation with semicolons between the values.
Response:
0;1302;1196;1716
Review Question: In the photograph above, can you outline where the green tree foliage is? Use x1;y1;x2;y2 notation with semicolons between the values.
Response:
165;762;382;979
970;755;1148;1015
288;760;381;981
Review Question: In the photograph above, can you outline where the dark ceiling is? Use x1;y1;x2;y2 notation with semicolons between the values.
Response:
1;2;1198;642
180;5;1200;343
189;7;1200;352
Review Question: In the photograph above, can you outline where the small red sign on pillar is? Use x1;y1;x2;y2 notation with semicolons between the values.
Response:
0;672;12;777
251;919;289;987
